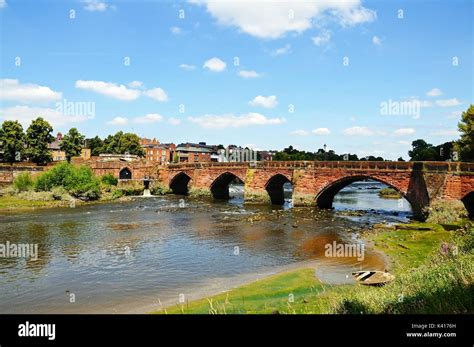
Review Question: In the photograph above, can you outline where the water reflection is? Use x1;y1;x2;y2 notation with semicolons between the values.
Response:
0;180;410;313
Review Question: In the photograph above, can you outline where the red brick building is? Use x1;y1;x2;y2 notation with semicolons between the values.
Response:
140;138;175;164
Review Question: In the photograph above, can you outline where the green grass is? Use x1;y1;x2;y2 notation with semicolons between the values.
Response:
153;221;474;314
0;195;69;210
155;269;332;314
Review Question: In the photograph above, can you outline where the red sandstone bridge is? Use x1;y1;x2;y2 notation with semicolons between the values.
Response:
87;160;474;220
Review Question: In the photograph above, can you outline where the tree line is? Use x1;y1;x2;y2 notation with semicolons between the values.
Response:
0;117;145;165
273;105;473;162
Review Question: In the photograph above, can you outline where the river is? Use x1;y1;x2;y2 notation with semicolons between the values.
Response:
0;180;412;313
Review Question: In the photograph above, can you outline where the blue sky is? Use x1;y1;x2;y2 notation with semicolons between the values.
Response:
0;0;472;159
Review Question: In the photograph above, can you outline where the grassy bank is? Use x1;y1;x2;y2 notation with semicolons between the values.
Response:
0;163;137;211
155;220;473;314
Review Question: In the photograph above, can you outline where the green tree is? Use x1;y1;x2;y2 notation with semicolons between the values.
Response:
0;120;25;163
86;136;104;156
118;133;145;156
25;117;54;165
60;128;85;162
408;139;439;161
456;105;474;161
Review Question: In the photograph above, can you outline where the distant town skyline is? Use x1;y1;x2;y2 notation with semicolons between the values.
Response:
0;0;472;160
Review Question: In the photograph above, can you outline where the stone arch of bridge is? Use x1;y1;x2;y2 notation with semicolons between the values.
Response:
169;172;192;195
315;175;414;211
265;173;292;205
461;191;474;219
119;167;132;180
210;171;245;200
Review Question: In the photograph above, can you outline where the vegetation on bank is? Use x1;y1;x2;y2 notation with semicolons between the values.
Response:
378;187;401;199
154;217;473;314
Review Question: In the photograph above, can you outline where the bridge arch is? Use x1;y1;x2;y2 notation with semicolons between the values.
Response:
265;173;292;205
170;172;192;195
462;191;474;219
210;172;244;200
119;167;132;180
316;175;414;210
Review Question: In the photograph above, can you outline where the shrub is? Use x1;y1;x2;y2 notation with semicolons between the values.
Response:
51;186;71;201
13;173;33;192
426;199;468;224
34;162;101;201
101;173;118;186
112;189;124;199
34;162;74;191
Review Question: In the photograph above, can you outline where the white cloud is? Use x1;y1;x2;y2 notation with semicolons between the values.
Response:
75;80;140;101
0;79;62;103
393;128;415;136
343;126;374;136
0;105;91;127
312;127;331;135
108;116;128;125
372;35;382;45
179;64;196;71
168;117;181;125
128;81;143;88
133;113;163;124
143;87;168;102
290;130;309;136
188;112;285;129
312;30;331;46
447;110;462;119
430;129;459;137
83;0;112;12
170;26;182;34
190;0;376;39
271;44;291;56
426;88;443;97
249;95;278;109
436;98;461;107
238;70;261;78
203;57;226;72
0;0;7;9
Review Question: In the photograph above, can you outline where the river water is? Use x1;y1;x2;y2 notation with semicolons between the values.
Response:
0;180;412;313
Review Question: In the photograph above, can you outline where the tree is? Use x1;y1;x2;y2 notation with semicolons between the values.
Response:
60;128;85;162
25;117;55;165
408;139;439;161
86;136;104;156
456;105;474;161
101;131;145;157
118;133;145;156
0;120;25;163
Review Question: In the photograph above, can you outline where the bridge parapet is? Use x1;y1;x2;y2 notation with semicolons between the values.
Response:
166;161;474;172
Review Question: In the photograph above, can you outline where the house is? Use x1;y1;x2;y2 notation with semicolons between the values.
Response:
49;133;66;161
174;142;218;163
49;132;91;161
140;138;175;164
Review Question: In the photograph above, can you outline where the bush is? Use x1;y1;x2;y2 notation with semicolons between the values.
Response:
13;173;33;192
51;186;71;201
426;199;468;224
111;189;124;199
101;173;118;186
34;162;101;201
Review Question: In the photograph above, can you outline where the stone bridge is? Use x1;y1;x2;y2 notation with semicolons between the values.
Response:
154;161;474;220
85;160;474;220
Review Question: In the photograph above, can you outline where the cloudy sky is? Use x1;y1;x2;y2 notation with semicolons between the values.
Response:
0;0;472;159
